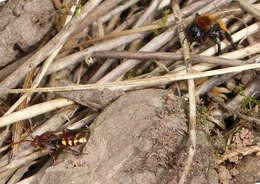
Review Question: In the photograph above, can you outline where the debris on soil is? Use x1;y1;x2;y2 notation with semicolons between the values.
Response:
232;128;255;149
228;127;255;164
218;166;232;184
217;128;260;183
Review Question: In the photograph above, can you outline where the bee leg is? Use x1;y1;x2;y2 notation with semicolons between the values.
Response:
48;150;57;164
66;147;81;155
215;36;222;56
208;26;222;55
62;144;88;156
223;30;236;50
69;145;89;156
209;31;222;55
79;143;88;155
59;144;81;155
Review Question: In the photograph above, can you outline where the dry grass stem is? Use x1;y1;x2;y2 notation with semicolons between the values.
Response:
5;63;260;94
172;1;196;184
0;99;74;128
99;0;140;23
30;105;79;137
46;32;146;76
11;68;35;158
195;54;260;97
238;0;260;21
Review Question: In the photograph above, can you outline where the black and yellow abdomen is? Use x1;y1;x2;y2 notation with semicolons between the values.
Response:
60;128;90;147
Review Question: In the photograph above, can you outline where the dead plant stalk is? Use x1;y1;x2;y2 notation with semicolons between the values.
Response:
0;99;74;128
172;1;196;184
5;63;260;94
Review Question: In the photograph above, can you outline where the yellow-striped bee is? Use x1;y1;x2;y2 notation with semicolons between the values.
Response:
13;128;90;161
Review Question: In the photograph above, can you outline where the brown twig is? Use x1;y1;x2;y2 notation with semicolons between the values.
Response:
87;47;125;84
92;50;248;66
77;23;165;47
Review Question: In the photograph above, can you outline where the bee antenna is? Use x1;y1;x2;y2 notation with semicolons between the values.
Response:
12;139;32;146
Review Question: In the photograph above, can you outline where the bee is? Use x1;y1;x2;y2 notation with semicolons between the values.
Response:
185;13;236;55
13;128;90;161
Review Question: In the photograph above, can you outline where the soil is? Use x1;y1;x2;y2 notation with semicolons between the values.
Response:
0;0;54;67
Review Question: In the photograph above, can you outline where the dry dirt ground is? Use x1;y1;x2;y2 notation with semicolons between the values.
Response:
0;0;260;184
0;0;54;67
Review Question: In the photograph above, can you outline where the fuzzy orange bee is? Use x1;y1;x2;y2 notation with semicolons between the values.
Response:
185;13;236;55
